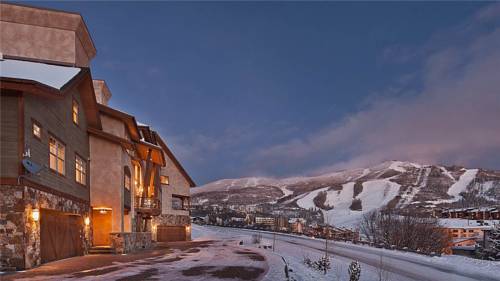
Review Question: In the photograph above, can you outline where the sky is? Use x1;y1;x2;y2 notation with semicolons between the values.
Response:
28;2;500;185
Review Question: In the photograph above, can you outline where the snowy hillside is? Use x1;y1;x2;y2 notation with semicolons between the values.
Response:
192;161;500;227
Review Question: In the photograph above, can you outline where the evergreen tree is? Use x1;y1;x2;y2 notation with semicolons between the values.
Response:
348;261;361;281
481;225;500;260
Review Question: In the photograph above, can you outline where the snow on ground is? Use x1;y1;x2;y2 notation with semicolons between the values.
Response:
295;179;400;228
296;187;330;209
193;225;415;281
196;225;500;281
447;169;478;199
398;167;431;207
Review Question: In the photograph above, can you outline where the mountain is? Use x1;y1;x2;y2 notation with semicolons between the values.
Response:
192;161;500;227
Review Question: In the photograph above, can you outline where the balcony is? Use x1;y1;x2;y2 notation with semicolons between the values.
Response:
134;196;161;216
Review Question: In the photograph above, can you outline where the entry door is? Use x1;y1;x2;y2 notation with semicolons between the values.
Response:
92;209;112;246
40;209;83;263
157;226;186;242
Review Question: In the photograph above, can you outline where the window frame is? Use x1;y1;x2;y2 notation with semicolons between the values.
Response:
48;135;66;176
32;118;42;140
72;99;79;125
160;175;170;185
75;153;87;186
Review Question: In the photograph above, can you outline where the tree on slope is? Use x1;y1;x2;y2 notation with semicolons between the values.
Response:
481;225;500;261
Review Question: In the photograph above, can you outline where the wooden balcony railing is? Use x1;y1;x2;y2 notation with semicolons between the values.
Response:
134;196;161;216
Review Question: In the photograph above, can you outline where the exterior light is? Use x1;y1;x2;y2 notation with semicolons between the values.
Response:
186;225;191;232
84;217;90;226
99;209;108;214
32;208;40;222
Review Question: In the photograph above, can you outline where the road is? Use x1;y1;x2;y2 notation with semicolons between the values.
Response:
203;226;497;281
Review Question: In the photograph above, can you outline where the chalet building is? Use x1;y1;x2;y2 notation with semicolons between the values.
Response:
0;3;98;269
137;124;196;242
0;2;195;269
87;81;166;252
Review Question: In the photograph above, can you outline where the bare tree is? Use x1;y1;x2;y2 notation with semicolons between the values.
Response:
359;209;449;254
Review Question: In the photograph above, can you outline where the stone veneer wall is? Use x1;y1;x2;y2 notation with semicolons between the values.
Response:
0;185;90;270
109;232;152;254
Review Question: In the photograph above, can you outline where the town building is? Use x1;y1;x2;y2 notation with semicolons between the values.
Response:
439;218;498;255
0;3;98;269
255;216;275;227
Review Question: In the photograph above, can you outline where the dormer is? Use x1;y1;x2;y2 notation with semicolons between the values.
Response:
0;3;96;67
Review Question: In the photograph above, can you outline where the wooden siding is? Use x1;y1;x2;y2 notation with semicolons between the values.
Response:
23;89;90;201
0;94;19;177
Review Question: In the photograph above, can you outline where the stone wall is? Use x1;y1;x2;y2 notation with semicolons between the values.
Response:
153;214;190;226
0;184;90;270
0;185;25;270
109;232;152;254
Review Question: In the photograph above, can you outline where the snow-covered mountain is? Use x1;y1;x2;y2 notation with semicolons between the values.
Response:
192;161;500;227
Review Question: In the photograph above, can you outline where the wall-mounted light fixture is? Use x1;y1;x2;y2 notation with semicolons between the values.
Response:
32;208;40;222
84;217;90;226
185;225;191;232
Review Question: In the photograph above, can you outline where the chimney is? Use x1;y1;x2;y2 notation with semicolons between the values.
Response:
92;80;112;105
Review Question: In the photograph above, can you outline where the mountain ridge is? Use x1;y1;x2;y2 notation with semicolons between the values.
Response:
192;160;500;227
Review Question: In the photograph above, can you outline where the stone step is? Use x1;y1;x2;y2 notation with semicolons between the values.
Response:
88;246;115;255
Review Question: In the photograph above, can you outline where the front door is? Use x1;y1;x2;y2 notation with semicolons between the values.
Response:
92;209;112;246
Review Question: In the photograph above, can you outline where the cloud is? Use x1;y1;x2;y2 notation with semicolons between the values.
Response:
251;5;500;175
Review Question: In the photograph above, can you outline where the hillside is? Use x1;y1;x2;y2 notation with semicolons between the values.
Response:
192;161;500;227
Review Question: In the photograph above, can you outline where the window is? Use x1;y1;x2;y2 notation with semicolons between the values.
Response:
75;154;86;185
172;197;183;210
72;99;79;125
133;163;143;194
160;175;169;185
49;136;65;175
32;120;41;139
124;167;131;190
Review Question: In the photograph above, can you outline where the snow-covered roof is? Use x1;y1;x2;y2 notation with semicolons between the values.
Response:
439;218;498;229
0;59;81;90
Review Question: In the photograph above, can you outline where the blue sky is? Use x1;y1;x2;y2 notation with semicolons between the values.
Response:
29;2;500;184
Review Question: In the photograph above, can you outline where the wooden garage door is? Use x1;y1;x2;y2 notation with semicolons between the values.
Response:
40;209;83;263
157;226;186;242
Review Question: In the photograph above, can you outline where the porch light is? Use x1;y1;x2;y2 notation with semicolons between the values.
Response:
32;208;40;222
84;217;90;226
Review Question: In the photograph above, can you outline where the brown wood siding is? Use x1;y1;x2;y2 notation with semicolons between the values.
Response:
157;225;187;242
40;209;83;263
23;88;90;201
0;94;19;177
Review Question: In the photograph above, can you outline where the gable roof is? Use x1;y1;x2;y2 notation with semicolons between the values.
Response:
0;60;101;129
154;131;196;187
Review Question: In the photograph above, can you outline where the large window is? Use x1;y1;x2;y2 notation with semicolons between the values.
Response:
133;163;143;195
172;197;183;210
160;175;169;185
72;99;79;125
49;136;65;175
75;154;86;185
124;166;131;190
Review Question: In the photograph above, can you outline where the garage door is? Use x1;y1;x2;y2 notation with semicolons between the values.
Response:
157;226;186;242
40;209;83;263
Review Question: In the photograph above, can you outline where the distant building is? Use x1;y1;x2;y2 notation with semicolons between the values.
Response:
255;216;275;226
439;218;497;255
